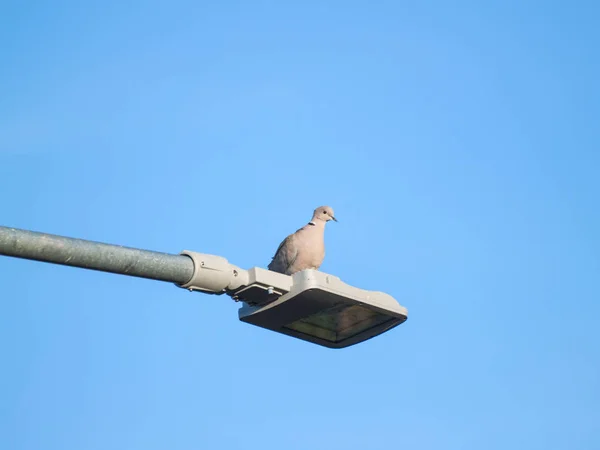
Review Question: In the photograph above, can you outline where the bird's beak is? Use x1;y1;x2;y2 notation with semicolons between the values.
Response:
331;216;338;222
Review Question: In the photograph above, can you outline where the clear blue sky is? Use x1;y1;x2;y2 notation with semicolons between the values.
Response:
1;1;598;449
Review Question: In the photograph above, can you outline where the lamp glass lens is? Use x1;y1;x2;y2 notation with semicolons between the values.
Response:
284;303;392;343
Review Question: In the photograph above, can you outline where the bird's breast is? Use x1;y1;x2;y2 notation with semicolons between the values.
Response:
295;229;325;267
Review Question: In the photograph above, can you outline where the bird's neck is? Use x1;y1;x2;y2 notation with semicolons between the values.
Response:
307;220;325;229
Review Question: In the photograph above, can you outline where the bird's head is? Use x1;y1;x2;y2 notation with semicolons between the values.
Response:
312;206;337;223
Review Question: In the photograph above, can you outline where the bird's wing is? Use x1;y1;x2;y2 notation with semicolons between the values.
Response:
268;234;298;274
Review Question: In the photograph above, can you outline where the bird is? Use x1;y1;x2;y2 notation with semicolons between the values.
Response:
267;206;337;275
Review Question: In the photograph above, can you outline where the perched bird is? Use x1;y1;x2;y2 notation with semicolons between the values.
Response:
268;206;337;275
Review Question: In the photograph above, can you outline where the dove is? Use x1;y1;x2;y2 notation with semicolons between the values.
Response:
267;206;337;275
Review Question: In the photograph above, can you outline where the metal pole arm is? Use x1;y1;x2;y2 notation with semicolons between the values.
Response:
0;226;292;306
0;226;194;284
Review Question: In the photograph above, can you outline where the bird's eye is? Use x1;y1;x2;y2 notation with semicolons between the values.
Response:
323;211;327;214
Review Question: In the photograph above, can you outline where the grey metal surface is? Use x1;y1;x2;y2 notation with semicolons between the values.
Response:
238;269;407;349
0;226;194;284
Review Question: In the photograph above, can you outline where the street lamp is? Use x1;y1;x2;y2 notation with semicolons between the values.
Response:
0;227;408;349
180;251;407;348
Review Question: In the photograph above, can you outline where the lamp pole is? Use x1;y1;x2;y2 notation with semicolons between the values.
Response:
0;226;195;284
0;226;281;302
